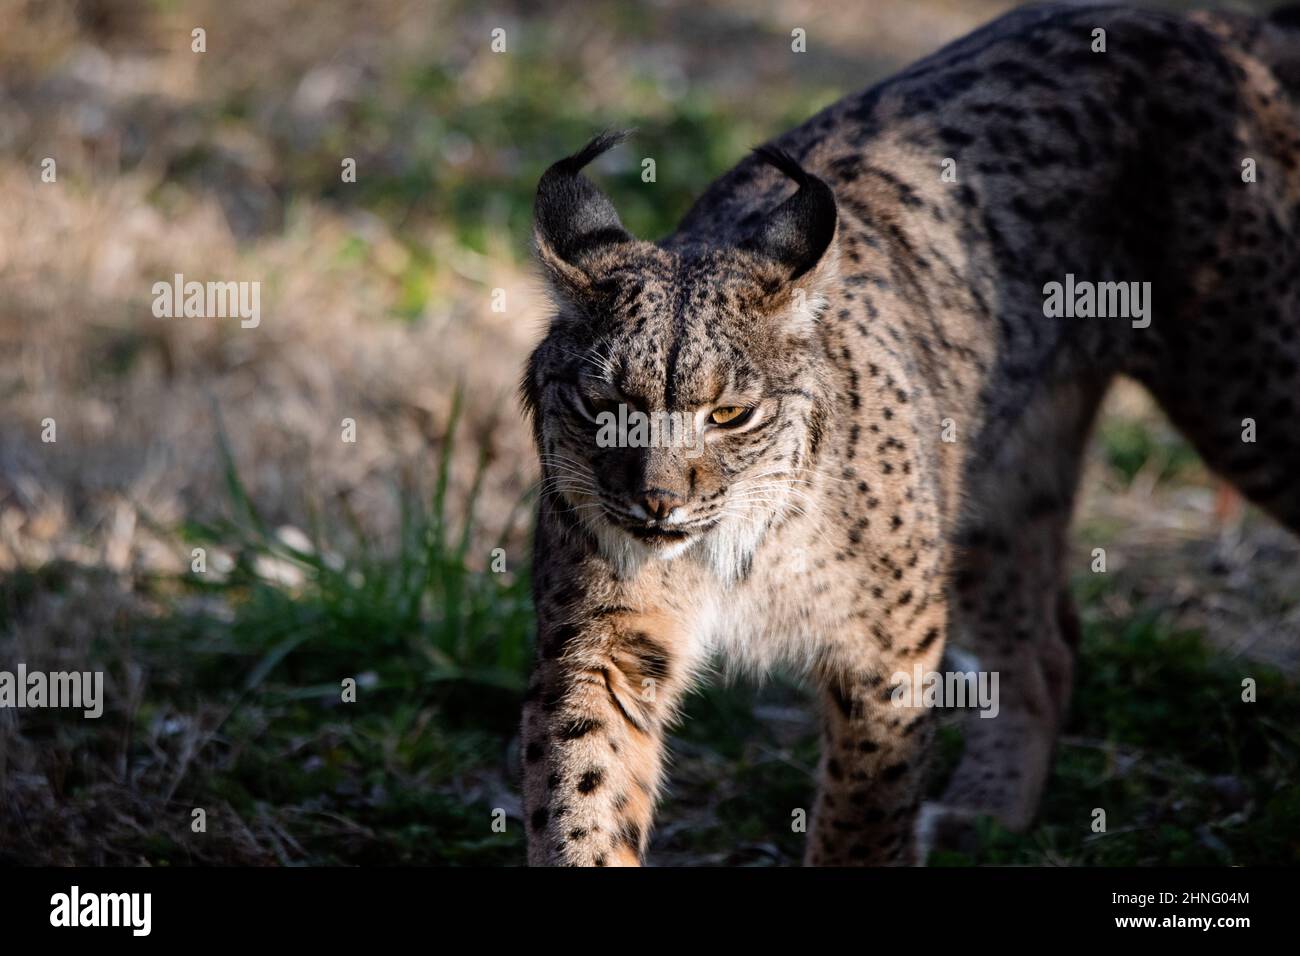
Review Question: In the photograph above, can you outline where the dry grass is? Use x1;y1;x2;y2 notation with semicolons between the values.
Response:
0;0;545;581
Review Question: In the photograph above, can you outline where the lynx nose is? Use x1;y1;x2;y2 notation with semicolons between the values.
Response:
638;489;684;521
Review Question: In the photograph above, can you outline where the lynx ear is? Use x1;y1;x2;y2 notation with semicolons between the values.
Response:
533;130;634;302
740;145;837;281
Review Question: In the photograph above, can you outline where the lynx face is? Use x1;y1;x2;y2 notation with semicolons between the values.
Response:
523;135;838;578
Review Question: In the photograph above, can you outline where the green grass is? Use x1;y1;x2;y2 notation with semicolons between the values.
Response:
926;606;1300;866
1096;417;1202;486
184;394;534;690
115;397;537;864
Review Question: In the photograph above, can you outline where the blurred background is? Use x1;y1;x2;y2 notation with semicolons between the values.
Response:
0;0;1297;865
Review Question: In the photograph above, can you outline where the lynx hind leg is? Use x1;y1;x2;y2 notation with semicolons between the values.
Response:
1138;295;1300;538
1131;51;1300;534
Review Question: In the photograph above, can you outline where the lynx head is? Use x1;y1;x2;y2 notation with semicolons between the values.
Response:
523;131;839;580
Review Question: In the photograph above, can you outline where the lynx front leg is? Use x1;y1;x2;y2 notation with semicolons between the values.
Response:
917;384;1103;854
805;606;948;866
922;553;1077;839
521;608;691;866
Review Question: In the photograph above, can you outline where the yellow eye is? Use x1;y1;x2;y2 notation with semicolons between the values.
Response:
710;406;749;426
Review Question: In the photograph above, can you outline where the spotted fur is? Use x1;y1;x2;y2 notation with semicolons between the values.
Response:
519;4;1300;865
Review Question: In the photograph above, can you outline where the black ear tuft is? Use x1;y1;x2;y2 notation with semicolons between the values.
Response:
741;145;837;280
535;130;635;268
552;129;633;177
751;145;810;186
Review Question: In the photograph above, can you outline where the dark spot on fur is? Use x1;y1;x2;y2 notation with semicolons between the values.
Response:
578;768;605;794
